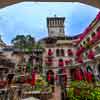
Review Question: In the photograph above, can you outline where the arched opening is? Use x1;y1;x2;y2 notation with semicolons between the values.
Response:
0;1;100;9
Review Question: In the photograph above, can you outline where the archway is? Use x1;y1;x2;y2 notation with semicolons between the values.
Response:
0;0;100;9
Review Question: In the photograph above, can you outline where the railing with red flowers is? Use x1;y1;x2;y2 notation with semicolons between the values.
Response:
65;59;72;65
67;49;73;56
45;58;53;65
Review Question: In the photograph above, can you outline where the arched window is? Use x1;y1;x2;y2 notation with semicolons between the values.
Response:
61;49;64;56
56;49;60;56
96;26;100;32
91;32;95;37
59;58;63;62
58;58;64;66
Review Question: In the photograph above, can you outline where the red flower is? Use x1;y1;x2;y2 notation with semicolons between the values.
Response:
58;61;64;66
96;32;100;40
46;59;52;65
48;49;53;56
65;59;71;65
92;35;97;43
88;50;95;59
76;46;85;56
67;49;73;56
76;56;83;63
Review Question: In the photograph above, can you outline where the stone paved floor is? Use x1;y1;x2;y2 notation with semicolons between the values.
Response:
49;86;61;100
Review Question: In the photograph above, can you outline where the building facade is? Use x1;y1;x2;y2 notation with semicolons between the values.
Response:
38;12;100;84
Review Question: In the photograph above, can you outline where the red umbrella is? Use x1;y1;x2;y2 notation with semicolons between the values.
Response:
31;70;36;86
75;68;83;81
86;72;92;82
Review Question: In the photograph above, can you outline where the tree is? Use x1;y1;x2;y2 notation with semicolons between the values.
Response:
11;35;35;52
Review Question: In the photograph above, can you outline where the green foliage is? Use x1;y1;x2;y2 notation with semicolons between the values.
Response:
11;35;35;52
67;81;100;100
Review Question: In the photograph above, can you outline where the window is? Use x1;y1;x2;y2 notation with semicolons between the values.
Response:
61;49;64;56
87;37;90;42
83;41;86;45
59;59;63;62
56;49;60;56
91;32;95;37
96;26;100;32
56;49;64;56
80;44;82;47
59;29;62;33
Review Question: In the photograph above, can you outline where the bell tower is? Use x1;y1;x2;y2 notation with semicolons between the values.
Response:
47;16;65;37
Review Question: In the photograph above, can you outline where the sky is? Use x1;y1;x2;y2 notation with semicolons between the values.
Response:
0;2;99;44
